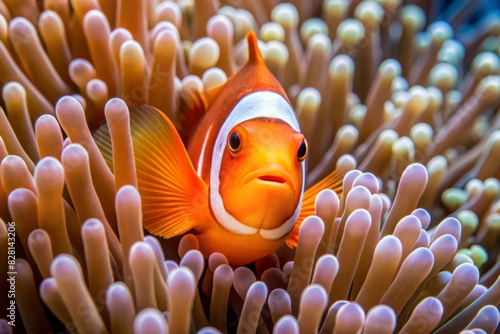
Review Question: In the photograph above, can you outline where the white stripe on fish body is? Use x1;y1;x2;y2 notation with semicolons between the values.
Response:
209;91;305;239
196;125;212;176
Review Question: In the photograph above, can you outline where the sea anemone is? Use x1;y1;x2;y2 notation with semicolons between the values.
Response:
0;0;500;333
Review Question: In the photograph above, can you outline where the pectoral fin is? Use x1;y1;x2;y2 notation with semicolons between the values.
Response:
286;169;344;247
93;105;209;238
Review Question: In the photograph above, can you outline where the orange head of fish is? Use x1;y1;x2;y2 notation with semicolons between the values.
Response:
218;117;308;232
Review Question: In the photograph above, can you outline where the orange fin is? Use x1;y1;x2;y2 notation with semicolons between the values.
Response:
204;83;225;106
93;105;209;238
246;30;264;64
178;88;207;143
178;81;227;143
286;169;344;248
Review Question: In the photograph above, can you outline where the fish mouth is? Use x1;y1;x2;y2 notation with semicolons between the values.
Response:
258;175;287;184
242;165;294;188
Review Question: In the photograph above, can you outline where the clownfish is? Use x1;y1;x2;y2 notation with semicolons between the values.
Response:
94;31;343;265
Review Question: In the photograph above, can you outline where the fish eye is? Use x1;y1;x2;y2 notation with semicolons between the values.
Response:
297;138;308;162
228;131;241;153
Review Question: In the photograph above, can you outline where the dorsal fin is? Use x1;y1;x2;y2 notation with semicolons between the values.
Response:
246;30;265;65
204;83;225;107
177;80;229;143
177;88;207;143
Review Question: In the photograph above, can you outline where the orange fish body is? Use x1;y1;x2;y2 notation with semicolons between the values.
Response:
184;33;306;264
95;32;340;265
